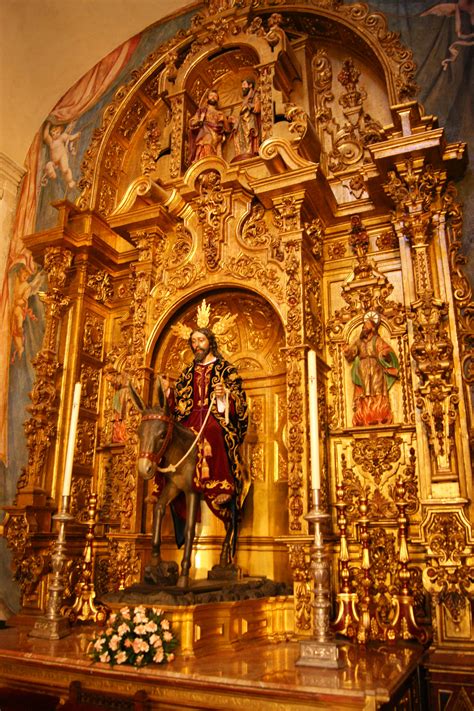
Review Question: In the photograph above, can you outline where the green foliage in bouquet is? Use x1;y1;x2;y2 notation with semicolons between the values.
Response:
90;605;178;667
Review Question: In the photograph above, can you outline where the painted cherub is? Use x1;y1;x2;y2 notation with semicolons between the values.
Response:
42;120;81;189
10;265;43;363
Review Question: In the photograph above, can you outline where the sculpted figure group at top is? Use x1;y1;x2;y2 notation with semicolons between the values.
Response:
188;79;261;165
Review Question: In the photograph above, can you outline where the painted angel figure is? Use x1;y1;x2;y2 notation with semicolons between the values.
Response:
10;265;44;363
42;120;81;188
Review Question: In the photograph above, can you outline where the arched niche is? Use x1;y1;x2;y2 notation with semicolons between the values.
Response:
77;2;417;217
144;288;289;582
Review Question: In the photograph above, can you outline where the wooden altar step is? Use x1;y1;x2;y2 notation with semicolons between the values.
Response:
0;622;426;711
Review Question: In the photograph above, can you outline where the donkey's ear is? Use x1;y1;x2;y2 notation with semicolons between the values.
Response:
129;383;145;412
156;376;169;412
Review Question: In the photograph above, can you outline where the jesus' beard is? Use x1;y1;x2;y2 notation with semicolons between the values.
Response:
193;347;209;363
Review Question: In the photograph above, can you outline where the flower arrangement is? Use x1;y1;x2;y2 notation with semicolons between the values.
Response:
90;605;178;667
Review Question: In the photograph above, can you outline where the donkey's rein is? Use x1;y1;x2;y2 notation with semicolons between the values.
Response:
140;394;216;474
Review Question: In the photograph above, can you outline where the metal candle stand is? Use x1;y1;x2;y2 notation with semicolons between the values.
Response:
29;496;73;639
63;492;109;625
297;489;343;668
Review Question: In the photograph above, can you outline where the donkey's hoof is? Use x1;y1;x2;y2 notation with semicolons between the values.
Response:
176;575;190;589
144;560;179;586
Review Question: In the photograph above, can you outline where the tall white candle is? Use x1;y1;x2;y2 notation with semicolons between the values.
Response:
62;382;82;498
307;350;320;492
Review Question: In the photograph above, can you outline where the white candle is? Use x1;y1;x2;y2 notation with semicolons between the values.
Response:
62;382;82;498
307;350;320;492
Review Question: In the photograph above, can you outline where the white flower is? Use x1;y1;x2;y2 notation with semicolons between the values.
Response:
93;638;104;651
154;648;165;663
163;631;173;643
134;624;147;636
99;652;110;663
145;620;158;633
120;607;131;619
161;619;170;631
105;627;113;636
116;651;127;664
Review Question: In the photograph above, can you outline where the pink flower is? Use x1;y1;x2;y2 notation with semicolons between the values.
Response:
154;648;165;663
116;651;127;664
109;613;117;624
93;638;104;651
145;621;158;633
163;631;173;643
132;638;143;654
120;607;131;620
161;619;170;631
117;623;129;637
134;624;147;636
109;634;121;651
105;627;113;636
99;652;110;663
124;638;132;647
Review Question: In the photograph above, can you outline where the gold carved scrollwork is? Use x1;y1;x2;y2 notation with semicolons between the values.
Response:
82;311;105;360
79;364;100;413
75;420;97;468
103;139;125;181
4;514;49;600
16;247;72;495
289;543;312;631
285;240;303;348
303;263;323;352
443;183;474;393
312;51;384;175
223;255;284;302
70;476;92;524
340;437;419;522
196;170;227;271
140;119;162;175
98;181;116;217
87;269;113;304
118;99;147;140
241;201;272;250
304;218;324;261
273;197;300;233
286;351;305;532
423;512;474;638
168;223;193;268
107;540;141;591
409;292;458;474
170;94;184;179
384;159;446;297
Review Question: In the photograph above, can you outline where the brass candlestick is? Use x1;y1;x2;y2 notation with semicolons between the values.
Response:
63;492;109;625
333;482;359;639
356;493;372;644
297;489;343;668
387;477;428;643
30;495;73;639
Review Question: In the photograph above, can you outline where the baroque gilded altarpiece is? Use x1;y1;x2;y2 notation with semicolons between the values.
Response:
4;0;473;657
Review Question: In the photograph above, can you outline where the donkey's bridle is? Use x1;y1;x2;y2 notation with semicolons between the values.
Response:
138;413;174;464
137;393;217;474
